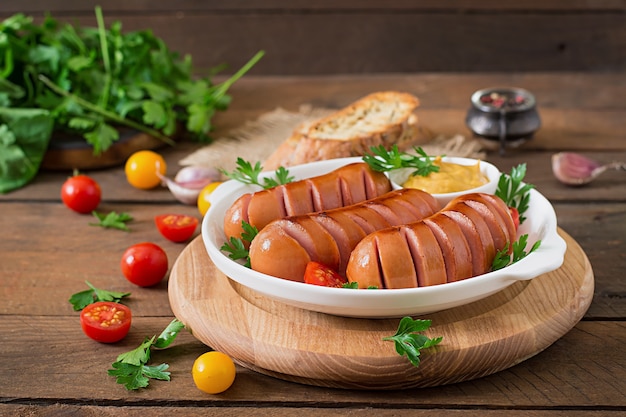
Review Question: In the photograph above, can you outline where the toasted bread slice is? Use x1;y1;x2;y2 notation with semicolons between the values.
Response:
264;91;431;169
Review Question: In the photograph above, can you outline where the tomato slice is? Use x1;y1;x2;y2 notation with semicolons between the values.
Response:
155;214;199;243
509;206;520;231
303;261;347;287
80;301;131;343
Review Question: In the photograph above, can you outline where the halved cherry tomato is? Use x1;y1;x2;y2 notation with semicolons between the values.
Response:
155;214;199;243
509;206;520;231
120;242;168;287
80;301;131;343
61;173;101;214
303;261;347;287
192;351;236;394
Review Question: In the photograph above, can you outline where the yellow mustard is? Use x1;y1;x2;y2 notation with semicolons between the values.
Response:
402;157;488;194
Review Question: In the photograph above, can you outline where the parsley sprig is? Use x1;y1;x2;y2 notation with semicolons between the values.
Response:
362;145;440;177
221;158;294;189
0;8;263;153
108;319;185;390
221;221;258;267
495;164;534;224
68;281;131;311
383;317;443;367
491;234;542;271
90;211;133;231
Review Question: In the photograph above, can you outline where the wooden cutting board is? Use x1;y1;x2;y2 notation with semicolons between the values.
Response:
168;229;593;390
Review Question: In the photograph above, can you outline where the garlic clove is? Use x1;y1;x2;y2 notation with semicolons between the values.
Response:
159;166;222;205
551;152;601;186
552;152;626;186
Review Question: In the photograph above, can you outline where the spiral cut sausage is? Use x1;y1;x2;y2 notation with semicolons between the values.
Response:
345;192;516;289
248;188;439;282
223;162;392;240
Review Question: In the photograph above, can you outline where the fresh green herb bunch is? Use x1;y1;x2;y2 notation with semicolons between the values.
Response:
0;7;263;153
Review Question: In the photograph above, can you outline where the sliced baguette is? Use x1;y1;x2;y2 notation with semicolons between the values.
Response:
264;91;432;169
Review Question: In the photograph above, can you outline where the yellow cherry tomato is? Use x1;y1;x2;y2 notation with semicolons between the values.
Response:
192;351;236;394
197;182;223;216
124;150;167;189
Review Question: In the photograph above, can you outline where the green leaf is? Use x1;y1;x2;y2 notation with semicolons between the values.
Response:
491;234;542;271
107;362;151;390
110;319;185;390
68;280;131;311
363;145;440;177
68;289;97;311
116;337;155;366
83;122;119;155
141;100;167;129
495;164;535;224
89;210;133;231
383;317;443;367
0;107;53;193
154;319;185;349
140;363;171;381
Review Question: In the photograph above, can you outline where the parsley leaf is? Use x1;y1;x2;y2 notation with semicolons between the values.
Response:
108;319;184;390
221;158;294;189
383;317;443;367
90;210;133;231
362;145;440;177
221;221;258;268
107;362;170;391
491;234;542;271
68;281;131;311
495;164;535;224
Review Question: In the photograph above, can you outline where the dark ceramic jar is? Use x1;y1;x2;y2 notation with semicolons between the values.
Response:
466;87;541;154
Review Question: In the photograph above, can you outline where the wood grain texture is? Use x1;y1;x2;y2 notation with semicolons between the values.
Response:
168;230;593;390
0;1;624;74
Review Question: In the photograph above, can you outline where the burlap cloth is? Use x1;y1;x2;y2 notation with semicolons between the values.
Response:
179;105;486;171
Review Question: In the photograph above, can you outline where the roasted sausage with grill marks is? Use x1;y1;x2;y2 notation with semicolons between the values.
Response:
223;162;392;241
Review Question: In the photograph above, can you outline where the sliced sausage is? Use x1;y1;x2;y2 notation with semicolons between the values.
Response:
346;192;514;289
224;162;391;241
423;215;473;282
248;188;438;282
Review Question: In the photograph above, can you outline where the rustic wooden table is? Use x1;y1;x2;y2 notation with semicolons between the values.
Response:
1;73;625;416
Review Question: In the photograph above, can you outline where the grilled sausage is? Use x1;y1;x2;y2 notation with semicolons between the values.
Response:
223;162;391;240
345;192;516;289
248;188;439;282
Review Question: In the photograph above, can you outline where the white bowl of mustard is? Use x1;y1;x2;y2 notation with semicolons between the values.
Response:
387;156;501;206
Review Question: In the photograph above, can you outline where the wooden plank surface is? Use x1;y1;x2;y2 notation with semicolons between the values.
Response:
1;72;625;415
0;2;624;74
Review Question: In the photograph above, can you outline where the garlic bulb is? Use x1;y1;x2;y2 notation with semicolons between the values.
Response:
552;152;626;186
159;166;222;204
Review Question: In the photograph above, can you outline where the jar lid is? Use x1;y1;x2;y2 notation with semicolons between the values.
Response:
470;87;536;114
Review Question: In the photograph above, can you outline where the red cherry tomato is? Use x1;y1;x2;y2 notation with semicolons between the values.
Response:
61;174;101;214
303;261;347;287
80;301;131;343
120;242;168;287
509;206;520;231
154;214;199;243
